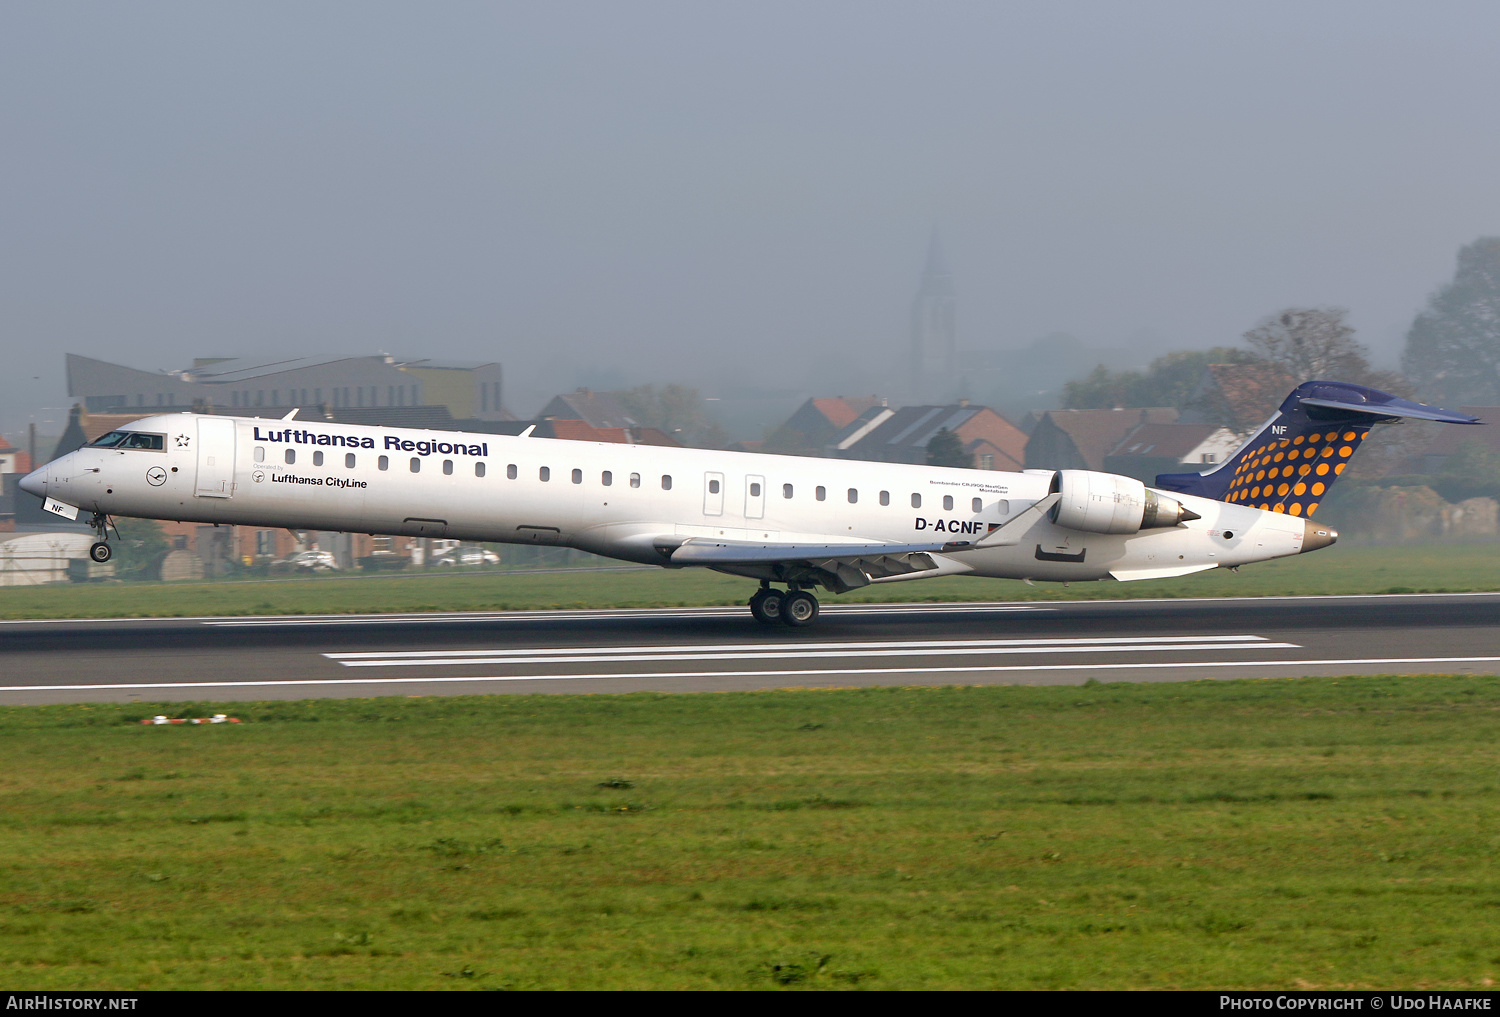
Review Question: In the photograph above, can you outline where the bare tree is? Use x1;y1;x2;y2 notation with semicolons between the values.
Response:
1242;307;1405;392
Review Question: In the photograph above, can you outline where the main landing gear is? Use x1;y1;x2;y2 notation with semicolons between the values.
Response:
749;583;821;627
88;512;113;563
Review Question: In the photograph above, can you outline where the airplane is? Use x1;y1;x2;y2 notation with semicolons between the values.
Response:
17;381;1482;627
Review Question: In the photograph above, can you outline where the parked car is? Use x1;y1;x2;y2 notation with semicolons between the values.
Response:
273;549;340;572
431;545;500;567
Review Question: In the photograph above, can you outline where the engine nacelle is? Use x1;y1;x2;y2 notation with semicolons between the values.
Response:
1048;470;1198;534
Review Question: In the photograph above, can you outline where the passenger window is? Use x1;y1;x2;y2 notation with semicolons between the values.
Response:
254;446;265;463
783;483;793;499
661;475;672;490
848;488;858;504
313;451;324;466
285;449;296;465
630;473;641;488
475;462;486;478
943;495;954;511
816;486;826;501
880;490;890;506
709;479;720;494
602;471;612;486
378;455;389;471
443;460;454;475
540;467;550;481
572;468;583;484
507;464;517;479
996;499;1010;516
410;458;421;473
911;493;921;508
345;453;356;468
750;482;761;497
972;497;982;512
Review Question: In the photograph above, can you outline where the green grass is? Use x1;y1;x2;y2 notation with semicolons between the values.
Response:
0;542;1497;619
2;677;1499;988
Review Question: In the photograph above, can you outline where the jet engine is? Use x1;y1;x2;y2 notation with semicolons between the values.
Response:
1048;470;1199;534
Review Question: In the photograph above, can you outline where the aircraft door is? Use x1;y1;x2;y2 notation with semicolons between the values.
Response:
195;418;237;499
745;474;765;519
703;472;724;516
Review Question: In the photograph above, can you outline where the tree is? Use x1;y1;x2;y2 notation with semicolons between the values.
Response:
616;384;727;449
111;517;168;580
1242;307;1400;388
925;428;973;468
1064;348;1249;410
1403;237;1500;405
1432;440;1500;502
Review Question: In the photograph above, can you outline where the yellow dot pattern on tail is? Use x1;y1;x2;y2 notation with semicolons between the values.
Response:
1219;428;1367;517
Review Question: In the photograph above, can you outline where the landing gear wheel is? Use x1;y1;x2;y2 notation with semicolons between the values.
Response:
781;590;819;627
749;588;784;624
89;542;112;563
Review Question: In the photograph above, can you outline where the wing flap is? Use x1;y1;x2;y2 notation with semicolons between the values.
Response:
668;538;955;565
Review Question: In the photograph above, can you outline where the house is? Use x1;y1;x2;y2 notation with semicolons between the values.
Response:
1023;408;1180;472
762;396;887;455
828;403;1029;471
1101;422;1243;484
536;389;640;430
1394;407;1500;475
0;437;30;478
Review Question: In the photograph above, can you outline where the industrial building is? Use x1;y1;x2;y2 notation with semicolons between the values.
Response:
66;353;507;421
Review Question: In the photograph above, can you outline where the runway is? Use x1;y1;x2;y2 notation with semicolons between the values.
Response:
0;591;1497;704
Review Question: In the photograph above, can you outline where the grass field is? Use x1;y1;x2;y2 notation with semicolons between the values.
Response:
2;676;1498;989
0;542;1497;620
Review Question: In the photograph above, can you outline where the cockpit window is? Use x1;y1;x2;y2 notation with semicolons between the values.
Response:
89;431;165;451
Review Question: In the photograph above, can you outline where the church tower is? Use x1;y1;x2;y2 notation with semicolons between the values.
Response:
910;230;956;400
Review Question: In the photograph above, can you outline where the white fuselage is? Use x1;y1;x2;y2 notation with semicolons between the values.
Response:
33;413;1316;584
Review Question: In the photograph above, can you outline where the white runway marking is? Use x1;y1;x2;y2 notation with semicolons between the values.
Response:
326;635;1295;668
2;657;1498;693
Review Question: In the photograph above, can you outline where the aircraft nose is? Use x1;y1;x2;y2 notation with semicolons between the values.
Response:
18;467;46;499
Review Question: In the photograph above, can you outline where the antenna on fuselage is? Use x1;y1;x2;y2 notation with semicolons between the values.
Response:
281;408;299;421
518;424;536;437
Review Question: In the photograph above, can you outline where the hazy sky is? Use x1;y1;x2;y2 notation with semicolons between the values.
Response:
4;1;1500;436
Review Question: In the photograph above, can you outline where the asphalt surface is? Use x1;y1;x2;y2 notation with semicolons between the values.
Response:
0;592;1496;704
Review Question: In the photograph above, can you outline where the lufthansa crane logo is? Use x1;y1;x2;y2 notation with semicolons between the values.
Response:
251;470;265;484
146;466;167;486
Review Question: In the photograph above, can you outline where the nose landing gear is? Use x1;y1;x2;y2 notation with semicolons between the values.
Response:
88;512;114;563
747;584;821;627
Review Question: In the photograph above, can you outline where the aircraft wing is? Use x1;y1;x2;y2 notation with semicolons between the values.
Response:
667;538;960;565
661;536;975;593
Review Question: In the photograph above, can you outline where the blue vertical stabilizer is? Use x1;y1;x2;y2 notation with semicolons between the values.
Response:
1154;382;1481;517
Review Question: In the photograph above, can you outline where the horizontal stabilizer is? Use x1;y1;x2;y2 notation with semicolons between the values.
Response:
1296;395;1482;425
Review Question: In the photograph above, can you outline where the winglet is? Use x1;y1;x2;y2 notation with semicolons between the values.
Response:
975;492;1061;547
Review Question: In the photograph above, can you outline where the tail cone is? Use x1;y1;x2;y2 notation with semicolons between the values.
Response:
1301;520;1338;553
